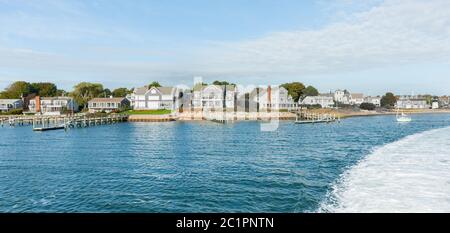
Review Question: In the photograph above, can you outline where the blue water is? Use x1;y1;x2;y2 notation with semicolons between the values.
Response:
1;114;450;213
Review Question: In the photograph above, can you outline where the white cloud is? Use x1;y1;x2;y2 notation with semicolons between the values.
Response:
1;0;450;91
0;47;190;89
190;0;450;76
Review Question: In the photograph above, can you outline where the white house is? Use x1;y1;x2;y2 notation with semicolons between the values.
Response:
396;96;429;109
253;86;295;111
191;84;237;111
300;95;334;108
334;90;351;105
130;86;182;111
29;96;78;115
0;99;23;112
364;96;381;107
350;93;365;105
88;97;130;113
432;101;439;109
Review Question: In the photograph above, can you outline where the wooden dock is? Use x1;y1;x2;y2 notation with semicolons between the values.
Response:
1;115;38;127
294;111;339;124
1;114;128;131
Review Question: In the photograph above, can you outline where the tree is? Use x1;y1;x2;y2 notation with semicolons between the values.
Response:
31;82;58;97
302;85;319;97
0;81;33;99
212;80;234;86
148;81;161;88
360;102;376;111
98;88;112;98
56;89;67;96
112;88;131;97
381;92;397;108
422;94;433;104
280;82;306;102
70;82;104;110
192;82;208;91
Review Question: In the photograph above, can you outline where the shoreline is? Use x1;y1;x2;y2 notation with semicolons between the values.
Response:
130;109;450;122
3;109;450;124
304;108;450;119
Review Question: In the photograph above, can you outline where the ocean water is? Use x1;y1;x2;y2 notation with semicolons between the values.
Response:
320;125;450;213
0;114;450;213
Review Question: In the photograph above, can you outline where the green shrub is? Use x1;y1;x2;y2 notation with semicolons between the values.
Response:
360;102;376;111
0;109;23;115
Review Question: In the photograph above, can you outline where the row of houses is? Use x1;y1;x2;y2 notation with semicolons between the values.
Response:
299;91;449;109
0;84;296;114
2;86;450;114
127;84;296;112
300;90;381;108
395;95;450;109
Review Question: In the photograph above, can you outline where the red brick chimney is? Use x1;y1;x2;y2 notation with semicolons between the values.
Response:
35;96;41;113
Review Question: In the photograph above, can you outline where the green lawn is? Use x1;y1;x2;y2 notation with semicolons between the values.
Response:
124;109;172;115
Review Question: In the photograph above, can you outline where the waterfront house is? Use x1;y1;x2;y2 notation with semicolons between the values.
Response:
350;93;365;105
300;95;334;108
88;97;130;113
21;93;37;112
396;96;429;109
28;96;78;115
334;90;351;105
432;101;439;109
130;86;182;111
192;84;237;111
0;99;23;112
364;96;381;107
438;96;449;108
251;86;296;111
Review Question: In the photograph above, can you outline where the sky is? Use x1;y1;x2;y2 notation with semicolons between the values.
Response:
0;0;449;95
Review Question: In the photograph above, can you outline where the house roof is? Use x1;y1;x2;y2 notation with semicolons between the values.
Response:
133;86;149;95
398;98;427;101
40;97;73;101
320;93;334;98
195;84;236;92
351;93;364;99
133;86;176;95
88;98;126;103
155;87;175;95
0;99;22;104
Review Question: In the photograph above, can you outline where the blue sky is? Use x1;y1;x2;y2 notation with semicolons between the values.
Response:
0;0;449;95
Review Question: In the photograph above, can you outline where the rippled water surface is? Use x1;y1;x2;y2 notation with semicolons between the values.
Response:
1;114;450;212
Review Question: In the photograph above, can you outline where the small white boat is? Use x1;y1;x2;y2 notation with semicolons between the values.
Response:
396;112;411;122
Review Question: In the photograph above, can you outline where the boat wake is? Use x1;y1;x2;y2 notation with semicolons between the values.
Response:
320;126;450;213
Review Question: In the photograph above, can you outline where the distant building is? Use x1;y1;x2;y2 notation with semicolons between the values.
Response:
438;96;449;108
254;86;295;111
364;96;381;107
188;85;295;112
350;93;365;105
130;86;182;111
396;96;429;109
29;96;78;115
0;99;23;112
88;97;130;113
22;93;37;112
300;95;334;108
432;101;439;109
334;90;351;105
191;84;237;111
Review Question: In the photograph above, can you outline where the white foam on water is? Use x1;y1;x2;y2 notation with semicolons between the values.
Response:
320;126;450;213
